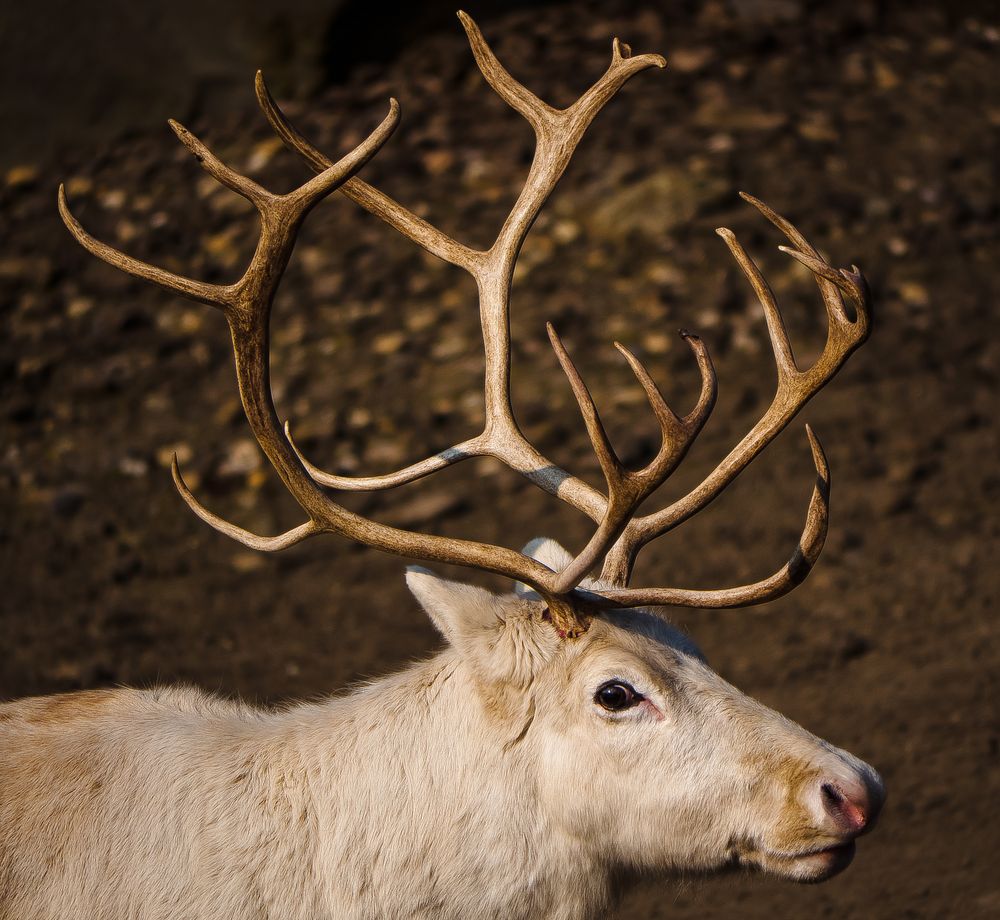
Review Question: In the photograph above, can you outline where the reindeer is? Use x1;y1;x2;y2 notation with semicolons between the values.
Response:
1;12;883;920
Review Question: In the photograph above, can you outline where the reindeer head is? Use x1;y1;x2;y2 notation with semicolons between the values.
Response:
408;538;883;882
60;9;881;883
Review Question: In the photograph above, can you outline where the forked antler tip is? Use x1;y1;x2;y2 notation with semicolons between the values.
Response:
613;37;666;69
777;245;864;302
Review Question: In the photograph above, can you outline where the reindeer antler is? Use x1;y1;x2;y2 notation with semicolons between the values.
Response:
60;13;871;637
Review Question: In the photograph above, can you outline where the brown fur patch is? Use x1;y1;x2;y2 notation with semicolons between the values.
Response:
4;689;120;725
741;752;825;849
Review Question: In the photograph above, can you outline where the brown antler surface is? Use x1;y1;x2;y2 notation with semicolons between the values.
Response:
61;12;871;637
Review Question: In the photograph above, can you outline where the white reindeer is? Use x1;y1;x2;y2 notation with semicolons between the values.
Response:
2;12;883;920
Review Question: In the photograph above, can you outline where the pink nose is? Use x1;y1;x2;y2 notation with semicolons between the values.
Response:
819;779;881;835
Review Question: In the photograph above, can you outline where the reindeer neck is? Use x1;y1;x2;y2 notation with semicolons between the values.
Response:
278;653;614;920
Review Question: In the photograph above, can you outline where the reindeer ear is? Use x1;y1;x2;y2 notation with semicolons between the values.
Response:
406;566;503;648
406;567;557;687
515;538;573;596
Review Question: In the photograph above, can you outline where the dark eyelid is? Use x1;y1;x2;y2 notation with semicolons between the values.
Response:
607;679;642;699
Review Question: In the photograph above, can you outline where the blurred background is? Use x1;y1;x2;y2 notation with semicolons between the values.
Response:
1;0;997;916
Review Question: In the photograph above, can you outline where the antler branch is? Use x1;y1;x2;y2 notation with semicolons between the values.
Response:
600;198;871;585
62;13;871;639
545;326;716;594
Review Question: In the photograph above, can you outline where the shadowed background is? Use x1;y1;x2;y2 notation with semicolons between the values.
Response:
1;0;997;917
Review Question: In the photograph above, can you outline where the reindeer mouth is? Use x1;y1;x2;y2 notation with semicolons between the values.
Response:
740;839;857;882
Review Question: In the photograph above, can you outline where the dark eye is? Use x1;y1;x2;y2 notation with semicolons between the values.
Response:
595;681;642;712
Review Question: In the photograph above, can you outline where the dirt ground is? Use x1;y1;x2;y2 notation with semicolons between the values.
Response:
1;1;997;917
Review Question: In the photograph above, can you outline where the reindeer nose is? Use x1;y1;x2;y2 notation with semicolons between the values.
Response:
817;776;882;836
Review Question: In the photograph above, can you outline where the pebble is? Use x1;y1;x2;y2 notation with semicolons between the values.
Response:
897;281;929;307
231;552;266;573
65;176;93;197
347;408;372;429
245;137;285;173
372;331;406;355
99;188;127;210
156;442;193;467
66;297;95;319
669;47;713;73
6;165;39;187
217;439;262;478
423;149;455;176
118;455;150;478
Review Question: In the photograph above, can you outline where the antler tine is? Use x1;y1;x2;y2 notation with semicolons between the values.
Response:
172;456;323;551
285;420;489;490
547;323;622;482
457;10;556;132
594;425;829;608
254;72;479;272
716;227;797;380
613;342;683;438
58;184;232;309
778;246;871;313
168;120;272;208
614;331;717;448
741;191;852;326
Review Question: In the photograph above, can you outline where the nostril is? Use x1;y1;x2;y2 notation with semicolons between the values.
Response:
821;782;845;810
820;780;867;834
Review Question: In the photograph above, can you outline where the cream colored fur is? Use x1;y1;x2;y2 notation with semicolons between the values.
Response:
0;540;882;919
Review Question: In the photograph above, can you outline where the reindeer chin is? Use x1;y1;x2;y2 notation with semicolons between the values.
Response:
741;839;858;883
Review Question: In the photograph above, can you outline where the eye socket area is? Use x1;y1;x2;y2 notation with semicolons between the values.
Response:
594;680;644;712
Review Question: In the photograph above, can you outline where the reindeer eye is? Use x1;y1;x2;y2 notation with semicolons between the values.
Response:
595;681;642;711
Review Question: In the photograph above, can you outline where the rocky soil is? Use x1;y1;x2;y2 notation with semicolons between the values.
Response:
1;1;997;917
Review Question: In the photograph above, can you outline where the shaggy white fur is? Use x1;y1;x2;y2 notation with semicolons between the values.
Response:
0;540;883;920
